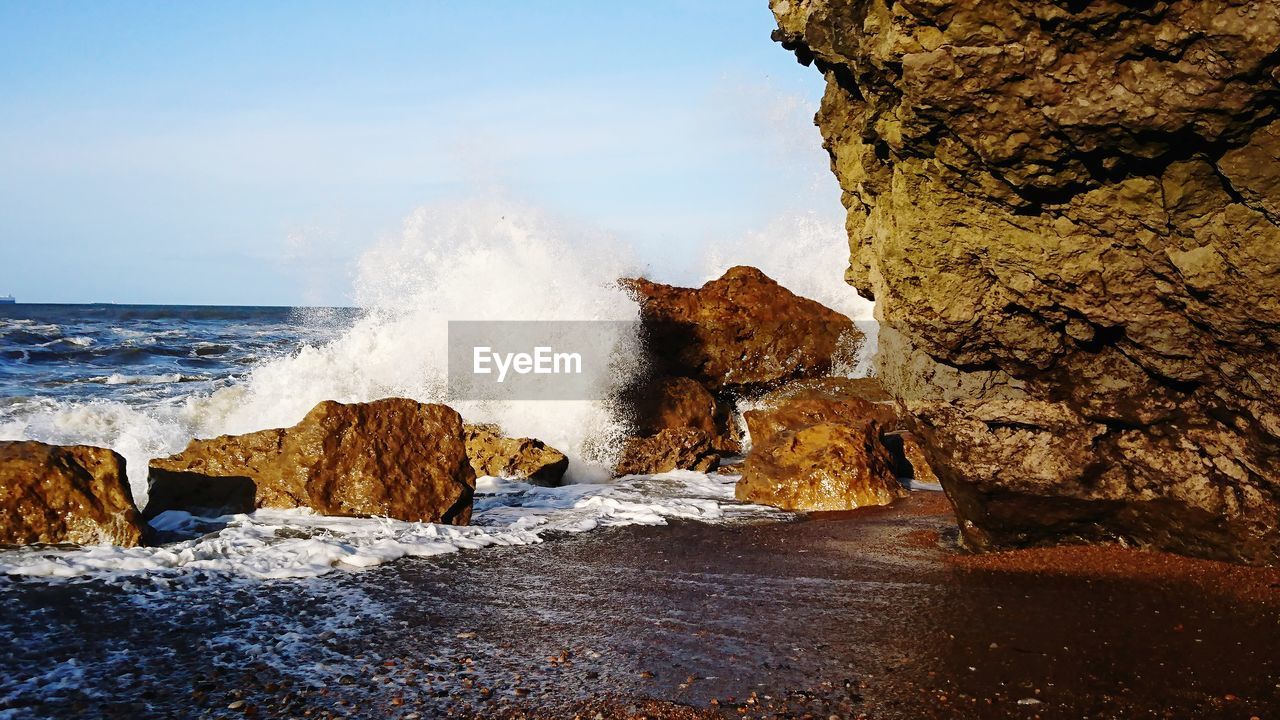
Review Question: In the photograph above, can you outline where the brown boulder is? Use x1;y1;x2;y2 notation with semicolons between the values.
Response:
633;376;740;454
737;421;904;512
623;266;859;394
744;377;899;449
0;441;145;547
147;398;475;524
745;378;941;486
738;378;906;511
615;428;719;476
463;424;569;487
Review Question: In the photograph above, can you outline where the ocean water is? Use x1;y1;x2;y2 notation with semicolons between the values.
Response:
0;304;357;405
0;200;873;581
0;203;894;717
0;302;783;581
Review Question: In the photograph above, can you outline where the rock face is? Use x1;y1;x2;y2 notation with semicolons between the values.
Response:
623;266;859;394
148;399;475;524
632;376;740;454
773;0;1280;562
894;431;941;488
0;441;145;547
737;379;906;511
615;428;720;476
463;424;569;487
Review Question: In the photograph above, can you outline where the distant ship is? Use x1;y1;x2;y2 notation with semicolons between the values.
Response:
0;295;14;304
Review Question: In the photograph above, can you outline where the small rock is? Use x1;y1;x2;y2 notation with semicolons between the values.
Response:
463;424;569;487
615;428;718;475
0;441;145;546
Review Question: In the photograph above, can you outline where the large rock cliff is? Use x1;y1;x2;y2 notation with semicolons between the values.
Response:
772;0;1280;562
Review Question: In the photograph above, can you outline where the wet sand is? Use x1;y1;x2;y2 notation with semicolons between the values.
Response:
2;492;1278;719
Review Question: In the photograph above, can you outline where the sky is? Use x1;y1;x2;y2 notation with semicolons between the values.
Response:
0;1;839;305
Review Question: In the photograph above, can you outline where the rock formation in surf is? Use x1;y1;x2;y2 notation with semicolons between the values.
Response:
772;0;1280;561
147;398;475;524
463;423;569;487
0;441;146;547
745;378;899;444
624;266;859;395
615;428;720;476
737;378;906;511
631;376;740;454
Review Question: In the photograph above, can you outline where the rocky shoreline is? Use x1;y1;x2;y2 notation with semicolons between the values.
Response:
4;1;1279;717
3;266;921;553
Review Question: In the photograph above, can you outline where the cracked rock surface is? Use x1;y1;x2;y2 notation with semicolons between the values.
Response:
773;0;1280;562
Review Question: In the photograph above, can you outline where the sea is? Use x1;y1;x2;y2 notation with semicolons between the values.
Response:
0;203;883;716
0;202;877;582
0;301;777;581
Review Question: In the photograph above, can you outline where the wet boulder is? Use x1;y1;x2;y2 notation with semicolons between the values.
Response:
747;377;939;485
737;422;904;512
623;266;859;394
147;398;475;524
737;378;905;511
743;377;898;448
0;441;146;547
142;471;256;520
463;423;569;487
632;376;740;454
615;428;719;476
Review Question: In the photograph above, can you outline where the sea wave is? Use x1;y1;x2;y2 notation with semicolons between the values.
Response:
0;197;867;583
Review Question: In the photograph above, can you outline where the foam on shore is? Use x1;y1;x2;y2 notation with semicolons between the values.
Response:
0;471;783;581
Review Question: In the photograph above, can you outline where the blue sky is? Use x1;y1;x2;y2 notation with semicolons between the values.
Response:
0;1;837;305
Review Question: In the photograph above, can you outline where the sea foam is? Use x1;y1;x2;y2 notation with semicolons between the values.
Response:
0;471;781;581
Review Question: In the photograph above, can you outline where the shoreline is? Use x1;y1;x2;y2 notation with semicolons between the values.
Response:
3;492;1277;719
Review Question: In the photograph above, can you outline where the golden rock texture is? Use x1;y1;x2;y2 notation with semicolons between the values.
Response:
463;423;569;487
772;0;1280;561
744;377;899;448
624;266;859;394
615;428;720;476
0;441;145;547
738;379;905;511
148;398;475;524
